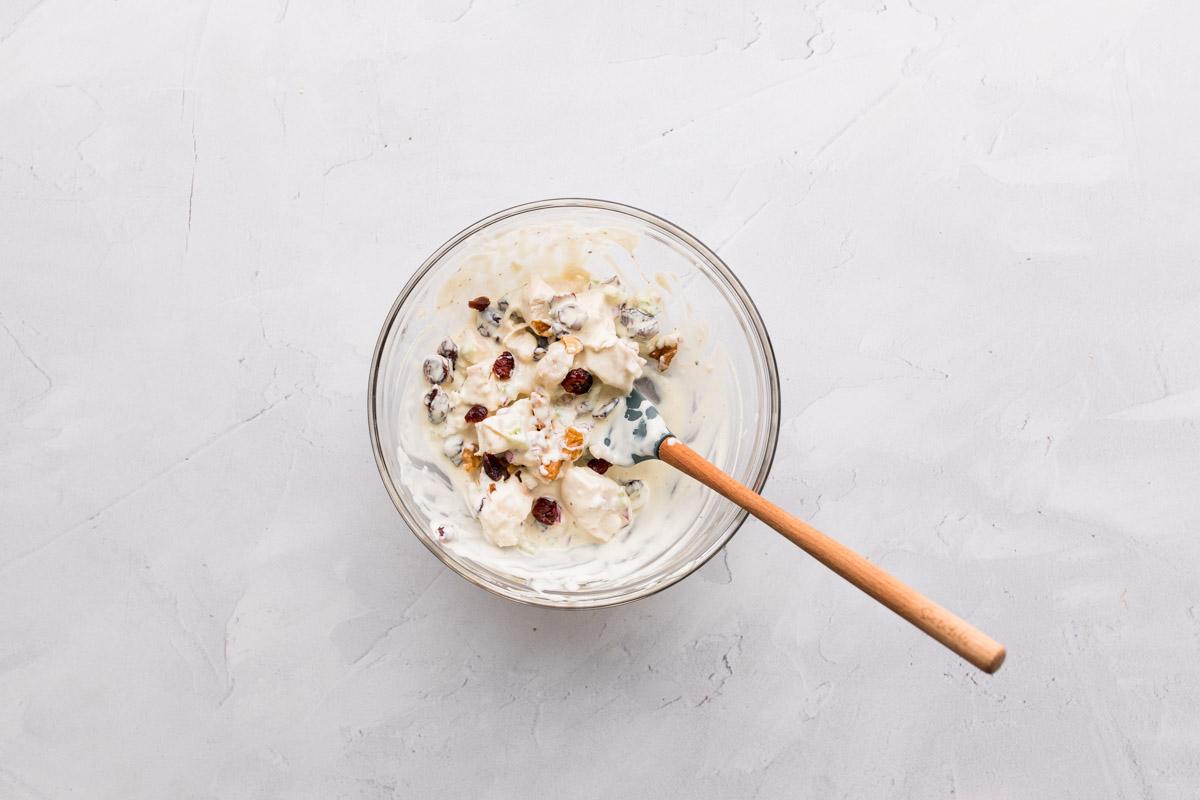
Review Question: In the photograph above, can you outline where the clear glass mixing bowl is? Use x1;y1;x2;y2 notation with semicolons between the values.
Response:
368;199;780;608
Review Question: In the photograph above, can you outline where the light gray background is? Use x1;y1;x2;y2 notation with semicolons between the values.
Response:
2;1;1198;797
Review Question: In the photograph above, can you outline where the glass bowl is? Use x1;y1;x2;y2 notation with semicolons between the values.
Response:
368;199;780;608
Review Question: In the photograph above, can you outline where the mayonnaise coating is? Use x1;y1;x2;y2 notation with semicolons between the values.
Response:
416;227;684;551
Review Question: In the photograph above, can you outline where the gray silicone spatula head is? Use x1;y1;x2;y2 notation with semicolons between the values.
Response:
588;385;674;467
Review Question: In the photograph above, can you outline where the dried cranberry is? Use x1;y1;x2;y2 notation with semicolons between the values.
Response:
464;404;488;423
531;497;561;525
468;296;490;311
492;351;515;380
482;452;508;481
560;368;593;394
587;458;612;475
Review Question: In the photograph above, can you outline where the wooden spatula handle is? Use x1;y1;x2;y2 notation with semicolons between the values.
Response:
658;438;1006;673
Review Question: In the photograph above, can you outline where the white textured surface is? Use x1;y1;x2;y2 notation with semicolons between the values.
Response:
2;1;1199;796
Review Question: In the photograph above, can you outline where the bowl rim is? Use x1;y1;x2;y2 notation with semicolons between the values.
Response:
368;198;781;609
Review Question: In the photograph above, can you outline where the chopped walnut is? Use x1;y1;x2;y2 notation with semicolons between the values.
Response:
461;445;482;473
648;341;678;372
562;426;586;461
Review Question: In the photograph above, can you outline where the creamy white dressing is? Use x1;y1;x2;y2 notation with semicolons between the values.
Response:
397;223;727;592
